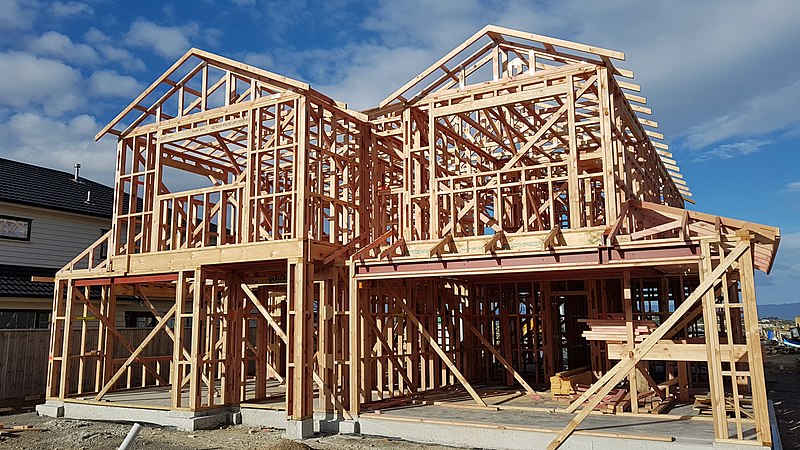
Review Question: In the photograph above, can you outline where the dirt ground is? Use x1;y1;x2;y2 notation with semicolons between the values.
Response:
1;355;798;450
0;411;458;450
765;351;800;450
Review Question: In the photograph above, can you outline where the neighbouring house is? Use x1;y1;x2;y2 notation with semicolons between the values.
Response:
0;158;162;329
0;158;114;329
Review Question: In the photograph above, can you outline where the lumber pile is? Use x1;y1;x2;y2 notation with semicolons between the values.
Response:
693;394;754;419
580;319;657;342
634;389;675;414
567;386;675;415
550;366;592;396
572;384;629;413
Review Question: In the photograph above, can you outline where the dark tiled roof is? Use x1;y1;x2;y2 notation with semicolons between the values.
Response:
0;264;57;298
0;158;114;218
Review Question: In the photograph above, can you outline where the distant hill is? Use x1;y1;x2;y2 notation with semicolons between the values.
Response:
758;302;800;320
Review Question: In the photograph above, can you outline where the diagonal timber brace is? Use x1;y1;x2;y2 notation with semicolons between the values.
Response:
451;308;535;394
389;287;488;407
96;304;178;400
72;287;169;388
240;282;353;420
546;240;749;450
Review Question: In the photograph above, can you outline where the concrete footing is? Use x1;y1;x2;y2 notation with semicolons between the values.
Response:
283;418;313;440
337;419;359;434
37;400;354;437
239;407;287;429
35;401;64;418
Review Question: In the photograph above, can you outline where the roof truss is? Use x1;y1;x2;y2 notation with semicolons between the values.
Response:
373;24;689;200
96;48;311;140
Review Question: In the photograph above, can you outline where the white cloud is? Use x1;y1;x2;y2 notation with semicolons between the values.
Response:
85;29;147;71
125;19;198;59
83;27;107;45
786;182;800;192
27;31;99;65
689;139;773;162
0;51;83;115
0;0;37;31
88;70;143;98
682;79;800;150
98;44;147;71
362;0;486;49
241;51;274;70
313;45;438;110
0;112;116;185
50;1;92;17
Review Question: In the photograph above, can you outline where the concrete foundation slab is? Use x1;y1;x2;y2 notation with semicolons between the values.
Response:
36;387;777;450
50;401;230;431
357;413;770;450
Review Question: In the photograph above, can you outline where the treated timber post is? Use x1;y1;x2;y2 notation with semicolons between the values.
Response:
58;279;75;399
348;261;362;417
171;271;187;408
566;74;581;228
286;255;314;437
738;232;772;446
623;269;639;414
428;107;438;240
318;276;333;412
700;240;728;439
188;268;204;410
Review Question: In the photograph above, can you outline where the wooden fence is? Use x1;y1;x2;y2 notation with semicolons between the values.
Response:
0;328;173;405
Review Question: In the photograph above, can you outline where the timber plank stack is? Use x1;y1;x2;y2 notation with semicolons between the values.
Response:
570;384;628;413
550;366;592;396
581;319;657;342
693;395;755;419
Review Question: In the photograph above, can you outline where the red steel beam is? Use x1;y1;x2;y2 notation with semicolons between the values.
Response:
73;273;179;287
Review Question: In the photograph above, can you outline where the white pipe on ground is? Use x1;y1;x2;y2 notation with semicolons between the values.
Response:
118;423;142;450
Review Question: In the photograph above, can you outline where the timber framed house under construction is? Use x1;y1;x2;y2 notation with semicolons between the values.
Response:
38;26;781;450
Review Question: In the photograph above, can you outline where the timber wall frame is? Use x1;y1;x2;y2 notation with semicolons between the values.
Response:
46;25;780;449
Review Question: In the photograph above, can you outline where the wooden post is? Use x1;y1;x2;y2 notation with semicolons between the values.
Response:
171;271;187;408
58;279;75;399
738;234;772;446
623;270;638;414
287;256;314;421
189;268;204;410
348;262;361;416
597;66;618;221
701;240;728;439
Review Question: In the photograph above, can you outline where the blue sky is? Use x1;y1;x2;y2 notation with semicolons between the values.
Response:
0;0;798;304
